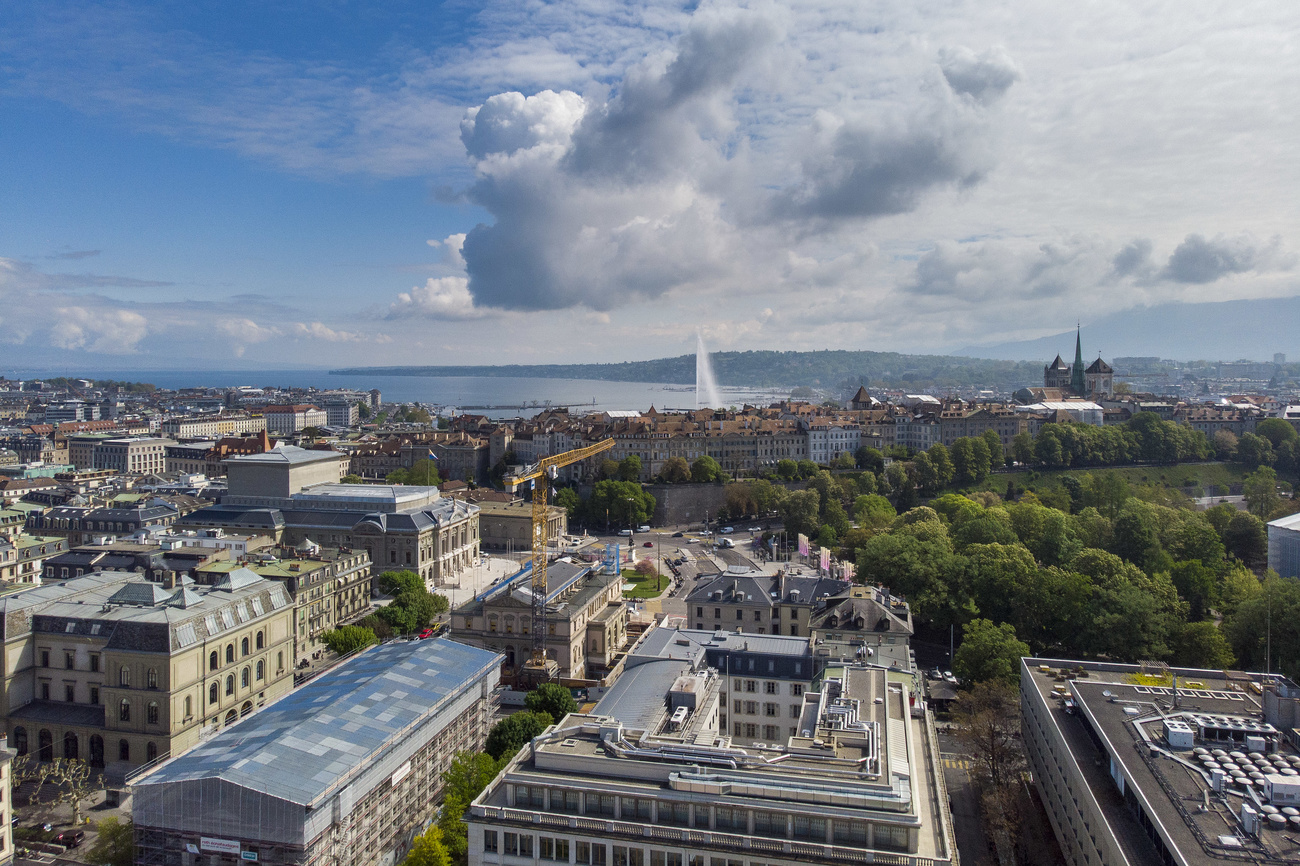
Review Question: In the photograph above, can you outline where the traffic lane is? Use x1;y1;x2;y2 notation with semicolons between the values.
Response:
936;732;993;866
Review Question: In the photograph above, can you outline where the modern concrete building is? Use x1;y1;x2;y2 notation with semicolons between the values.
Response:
1267;512;1300;580
1022;657;1300;866
467;652;956;866
1;569;295;780
452;559;628;681
132;638;503;866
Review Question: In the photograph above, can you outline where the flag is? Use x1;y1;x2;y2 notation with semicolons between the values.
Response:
427;449;438;460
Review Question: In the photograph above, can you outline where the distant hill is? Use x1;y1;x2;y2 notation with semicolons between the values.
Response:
960;297;1300;362
332;350;1044;391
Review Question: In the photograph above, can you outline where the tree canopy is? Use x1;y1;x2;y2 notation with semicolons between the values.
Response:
525;683;579;724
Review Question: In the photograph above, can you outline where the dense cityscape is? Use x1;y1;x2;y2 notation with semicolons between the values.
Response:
0;332;1292;865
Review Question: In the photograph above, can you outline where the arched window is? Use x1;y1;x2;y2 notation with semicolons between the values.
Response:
147;702;159;725
256;631;264;650
119;699;130;722
209;650;218;671
240;667;250;688
63;731;78;760
240;701;253;717
184;696;192;718
146;742;158;762
38;729;52;762
277;651;283;672
13;727;26;756
224;709;237;725
89;735;103;768
241;637;249;656
119;666;130;687
208;682;218;704
119;739;130;762
146;668;158;689
225;644;234;664
225;675;234;696
256;660;264;680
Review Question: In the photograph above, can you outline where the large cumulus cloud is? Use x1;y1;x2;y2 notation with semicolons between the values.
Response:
446;7;1018;315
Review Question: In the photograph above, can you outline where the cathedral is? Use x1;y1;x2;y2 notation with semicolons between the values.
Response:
1044;328;1113;398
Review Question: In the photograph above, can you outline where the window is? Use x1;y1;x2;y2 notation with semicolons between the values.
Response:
792;815;824;840
256;660;264;680
764;703;778;717
119;739;130;762
40;650;49;667
209;683;219;704
146;742;158;762
591;844;607;866
225;675;234;696
733;699;741;713
241;667;250;688
576;842;591;864
147;702;159;724
241;637;250;656
483;831;498;853
90;686;99;705
226;644;234;664
12;728;25;756
256;631;264;650
119;699;130;722
696;607;703;617
277;651;284;673
744;724;756;737
736;610;743;621
790;705;801;718
744;680;756;692
763;725;779;739
504;833;518;856
65;651;74;670
147;668;158;689
184;696;192;718
90;654;99;673
765;682;777;694
791;684;803;696
554;840;569;861
209;651;218;671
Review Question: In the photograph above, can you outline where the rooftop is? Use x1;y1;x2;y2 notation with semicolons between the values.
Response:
133;638;502;806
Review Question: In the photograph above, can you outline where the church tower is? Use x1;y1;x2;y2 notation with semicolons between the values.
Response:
1070;327;1086;396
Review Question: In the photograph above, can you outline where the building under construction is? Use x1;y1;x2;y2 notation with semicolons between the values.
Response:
131;637;502;866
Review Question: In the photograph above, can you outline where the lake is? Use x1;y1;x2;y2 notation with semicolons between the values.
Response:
53;369;789;419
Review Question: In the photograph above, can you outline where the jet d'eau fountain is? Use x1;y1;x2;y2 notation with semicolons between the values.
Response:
695;333;722;409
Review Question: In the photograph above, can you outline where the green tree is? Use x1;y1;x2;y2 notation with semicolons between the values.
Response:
776;459;798;480
1171;621;1235;669
854;494;895;529
379;570;424;595
1011;432;1034;465
953;619;1030;686
403;824;451;866
554;487;582;519
1212;429;1238;460
485;711;552;760
357;401;372;420
86;817;134;866
1169;561;1217;621
951;437;992;484
1256;418;1300;449
587;480;656;529
855;447;885;473
981;430;1005;467
1235;432;1275;468
387;459;442;486
1111;502;1159;570
439;752;504;865
618;455;643;482
780;489;821;539
832;453;856;470
659;456;692;483
431;593;450;615
690;455;725;483
321;625;377;655
1222;510;1268;566
796;459;819;480
340;474;366;484
927;443;956;487
1224;574;1300;678
1243;466;1282;518
525;683;579;724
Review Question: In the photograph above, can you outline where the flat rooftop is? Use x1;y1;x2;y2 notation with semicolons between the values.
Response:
1024;659;1300;864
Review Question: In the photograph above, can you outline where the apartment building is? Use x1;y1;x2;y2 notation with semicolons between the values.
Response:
1;569;295;779
132;638;502;866
263;404;328;435
159;412;266;439
92;437;176;474
686;571;849;638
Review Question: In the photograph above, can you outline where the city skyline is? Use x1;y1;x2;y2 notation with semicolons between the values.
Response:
2;1;1297;370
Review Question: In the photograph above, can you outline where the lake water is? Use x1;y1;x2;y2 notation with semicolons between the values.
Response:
65;370;789;419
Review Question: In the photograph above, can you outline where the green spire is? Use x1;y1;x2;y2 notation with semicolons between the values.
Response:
1070;325;1086;395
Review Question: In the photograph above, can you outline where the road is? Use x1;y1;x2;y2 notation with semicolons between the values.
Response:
936;730;993;866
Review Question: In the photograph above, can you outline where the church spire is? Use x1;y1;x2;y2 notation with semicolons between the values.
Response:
1070;324;1086;395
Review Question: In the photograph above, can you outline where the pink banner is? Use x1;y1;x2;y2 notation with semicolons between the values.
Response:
797;534;809;557
819;548;830;572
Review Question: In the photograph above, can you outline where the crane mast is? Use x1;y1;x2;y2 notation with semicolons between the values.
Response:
504;438;615;681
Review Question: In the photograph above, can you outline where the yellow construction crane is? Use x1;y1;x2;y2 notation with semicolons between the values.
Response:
504;438;614;679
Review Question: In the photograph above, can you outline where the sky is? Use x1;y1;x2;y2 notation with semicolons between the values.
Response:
2;0;1298;371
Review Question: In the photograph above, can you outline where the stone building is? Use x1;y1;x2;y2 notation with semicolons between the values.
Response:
1;569;295;779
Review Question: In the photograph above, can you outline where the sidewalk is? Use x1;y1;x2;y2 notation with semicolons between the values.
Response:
436;555;526;609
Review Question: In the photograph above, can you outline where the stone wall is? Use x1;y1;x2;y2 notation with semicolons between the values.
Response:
643;481;807;527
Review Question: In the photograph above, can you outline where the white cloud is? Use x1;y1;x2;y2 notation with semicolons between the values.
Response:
389;277;487;320
49;307;148;354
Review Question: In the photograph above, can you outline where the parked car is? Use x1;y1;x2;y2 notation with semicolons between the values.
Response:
418;628;436;639
721;526;734;534
642;541;653;548
55;831;85;849
618;529;633;536
747;526;761;532
672;531;684;537
699;530;713;537
638;525;651;532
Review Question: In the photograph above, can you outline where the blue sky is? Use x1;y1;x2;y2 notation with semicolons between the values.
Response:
3;1;1298;370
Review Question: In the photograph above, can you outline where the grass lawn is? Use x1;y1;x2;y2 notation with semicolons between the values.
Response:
956;461;1251;501
620;569;668;599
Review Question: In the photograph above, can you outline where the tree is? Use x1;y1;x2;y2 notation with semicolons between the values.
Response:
587;480;656;529
357;401;372;420
1235;432;1275;468
484;711;551;760
953;619;1030;686
387;459;442;486
1243;466;1282;518
855;447;885;473
926;443;955;487
431;593;450;615
854;494;895;529
981;429;1005;468
554;487;582;519
952;681;1026;857
832;452;856;470
951;436;992;484
340;474;366;484
1212;429;1238;460
780;489;821;539
1222;511;1268;566
86;817;134;866
379;570;424;595
439;751;503;866
1169;561;1217;621
1011;432;1034;466
776;459;798;480
618;455;642;482
796;459;819;480
1224;574;1300;678
1256;418;1300;449
690;455;724;483
525;684;579;724
659;456;691;483
403;823;451;866
1171;621;1235;669
322;625;378;655
1111;502;1159;570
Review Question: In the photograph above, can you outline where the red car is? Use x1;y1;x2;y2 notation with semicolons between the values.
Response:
642;541;654;548
418;628;436;639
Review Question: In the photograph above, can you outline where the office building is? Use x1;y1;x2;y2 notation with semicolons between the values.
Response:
132;638;502;866
1267;512;1300;580
467;648;956;866
1022;657;1300;866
